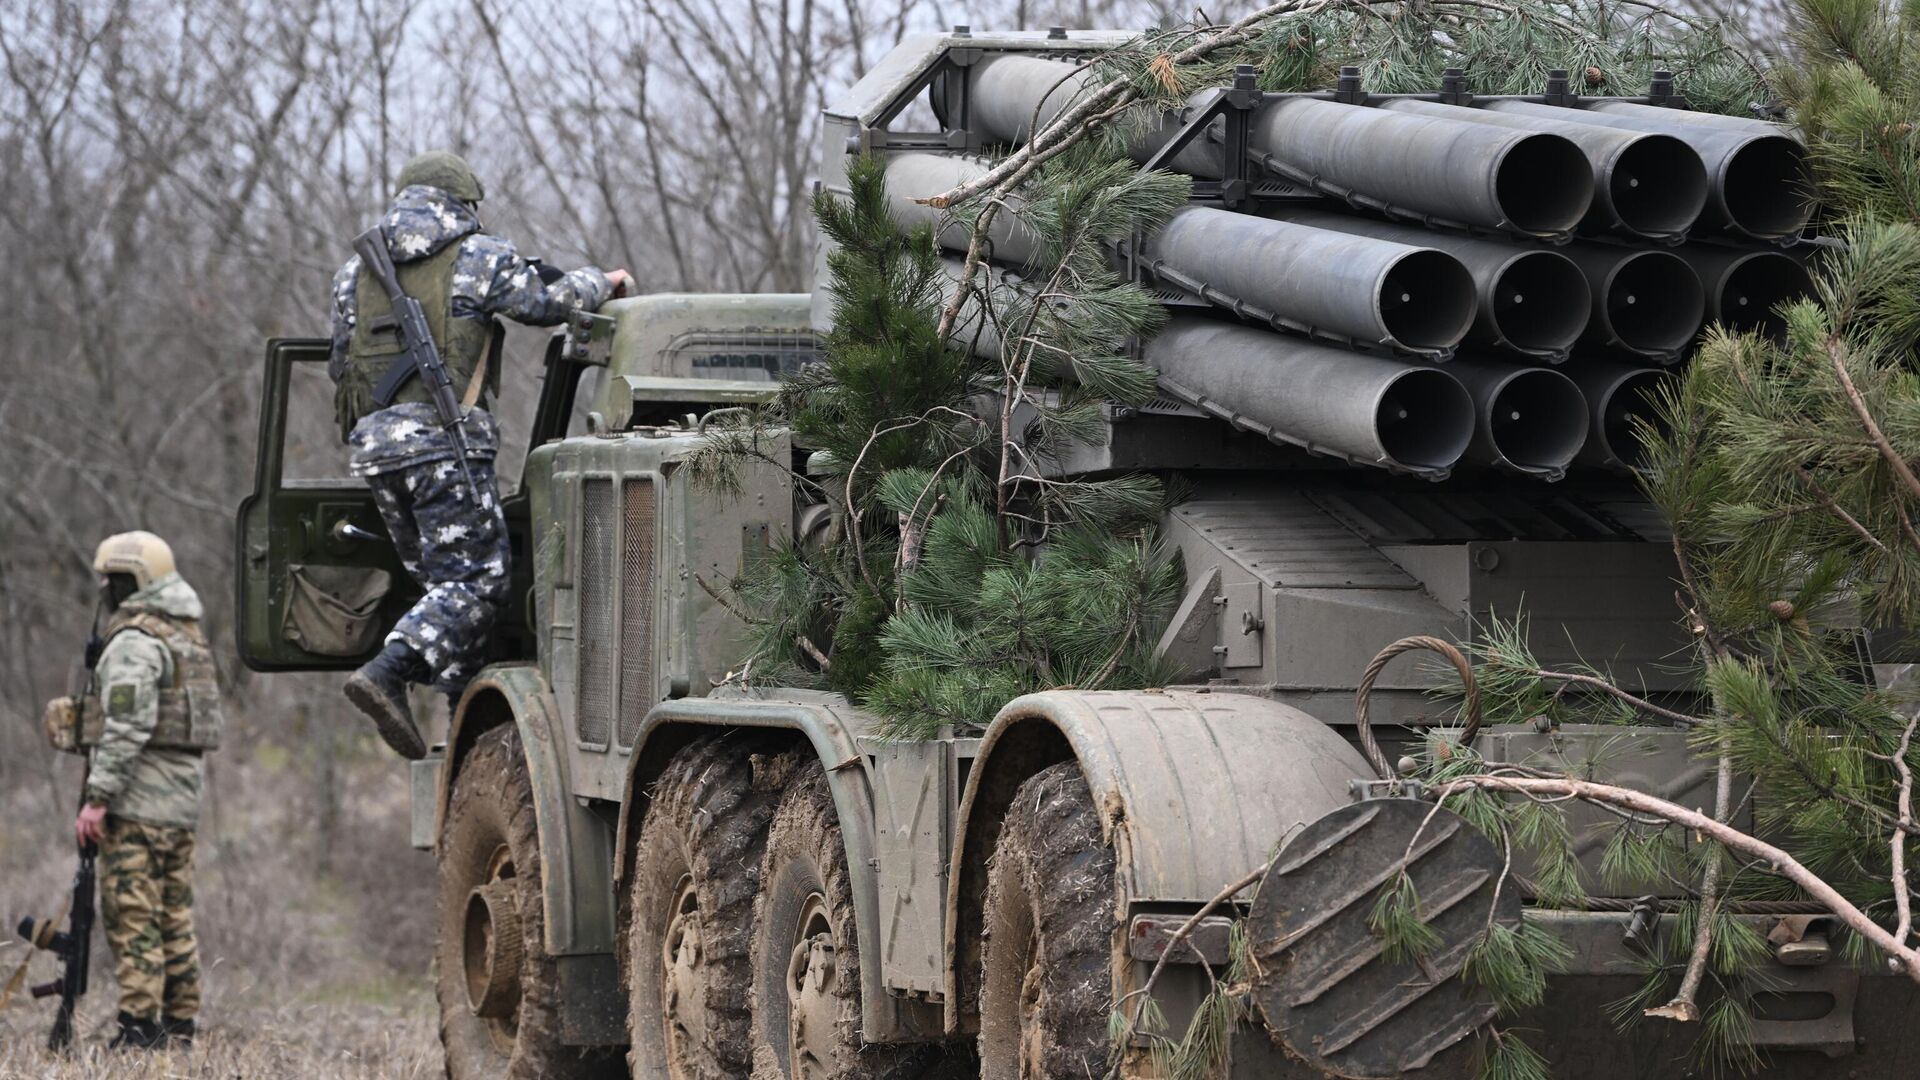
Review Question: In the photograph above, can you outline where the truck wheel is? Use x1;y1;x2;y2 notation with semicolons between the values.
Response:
752;761;937;1080
977;762;1116;1080
437;725;617;1079
627;735;790;1079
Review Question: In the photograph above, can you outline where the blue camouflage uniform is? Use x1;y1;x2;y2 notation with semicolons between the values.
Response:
330;185;613;693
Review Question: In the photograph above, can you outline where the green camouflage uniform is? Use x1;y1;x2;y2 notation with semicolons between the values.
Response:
86;572;207;1023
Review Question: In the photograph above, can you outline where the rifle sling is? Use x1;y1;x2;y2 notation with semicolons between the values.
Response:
462;344;489;410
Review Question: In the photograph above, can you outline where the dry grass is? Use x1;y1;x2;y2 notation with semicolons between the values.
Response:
0;998;440;1079
1;693;446;1076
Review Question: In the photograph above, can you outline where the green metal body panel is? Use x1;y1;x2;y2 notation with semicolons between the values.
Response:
529;425;792;802
1205;911;1919;1077
577;292;814;430
1518;911;1917;1077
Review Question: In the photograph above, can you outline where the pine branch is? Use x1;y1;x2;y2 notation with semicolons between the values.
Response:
1429;774;1920;982
693;571;749;621
796;634;833;671
698;564;837;677
1794;465;1890;555
1827;334;1920;518
1893;711;1917;949
843;405;977;600
1647;748;1732;1022
1528;668;1706;727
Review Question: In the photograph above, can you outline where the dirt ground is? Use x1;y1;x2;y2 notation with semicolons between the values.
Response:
0;705;446;1077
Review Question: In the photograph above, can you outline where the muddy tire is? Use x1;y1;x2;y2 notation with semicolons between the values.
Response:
437;725;619;1079
627;735;793;1079
977;762;1117;1080
751;761;948;1080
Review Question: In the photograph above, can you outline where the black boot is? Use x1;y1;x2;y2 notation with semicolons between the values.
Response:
160;1016;195;1047
344;641;428;760
109;1011;161;1050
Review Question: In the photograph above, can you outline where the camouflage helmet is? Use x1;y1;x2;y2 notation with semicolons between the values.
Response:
397;150;485;203
93;531;176;590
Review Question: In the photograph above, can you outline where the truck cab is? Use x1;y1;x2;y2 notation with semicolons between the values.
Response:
234;292;816;678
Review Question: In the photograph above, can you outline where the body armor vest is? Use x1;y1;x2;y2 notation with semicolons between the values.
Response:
66;611;224;753
334;240;498;439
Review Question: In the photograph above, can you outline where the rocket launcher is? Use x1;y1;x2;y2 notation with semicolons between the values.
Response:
1570;362;1672;471
1676;246;1815;336
886;47;1820;482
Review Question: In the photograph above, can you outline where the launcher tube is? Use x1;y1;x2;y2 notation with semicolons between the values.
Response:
1143;207;1476;352
1380;99;1708;241
1144;318;1475;475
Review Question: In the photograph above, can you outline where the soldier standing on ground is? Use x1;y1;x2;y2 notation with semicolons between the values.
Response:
71;531;221;1051
329;150;631;758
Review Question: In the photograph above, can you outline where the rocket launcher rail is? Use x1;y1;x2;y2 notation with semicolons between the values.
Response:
1447;359;1591;481
965;55;1608;239
957;54;1800;242
1559;245;1705;361
1139;208;1476;355
1241;97;1594;238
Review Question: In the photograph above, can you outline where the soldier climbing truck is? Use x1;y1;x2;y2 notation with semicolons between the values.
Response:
236;28;1919;1080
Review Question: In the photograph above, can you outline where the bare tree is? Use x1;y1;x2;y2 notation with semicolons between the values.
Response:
0;0;1185;831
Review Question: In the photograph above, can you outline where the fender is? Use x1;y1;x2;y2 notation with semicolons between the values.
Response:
616;690;941;1044
439;663;616;956
942;688;1374;1033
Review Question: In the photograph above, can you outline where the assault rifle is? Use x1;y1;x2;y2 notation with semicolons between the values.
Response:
14;843;96;1051
352;226;482;503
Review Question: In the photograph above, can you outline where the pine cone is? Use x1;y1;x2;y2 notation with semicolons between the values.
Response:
1769;599;1796;621
1584;66;1605;87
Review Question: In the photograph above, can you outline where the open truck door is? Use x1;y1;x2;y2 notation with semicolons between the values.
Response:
234;338;417;671
235;330;610;673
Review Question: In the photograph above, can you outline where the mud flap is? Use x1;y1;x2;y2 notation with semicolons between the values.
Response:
1249;798;1519;1079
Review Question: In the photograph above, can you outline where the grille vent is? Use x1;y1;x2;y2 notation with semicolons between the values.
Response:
616;478;657;747
575;478;615;746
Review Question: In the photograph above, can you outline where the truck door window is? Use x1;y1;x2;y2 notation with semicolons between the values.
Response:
280;356;355;481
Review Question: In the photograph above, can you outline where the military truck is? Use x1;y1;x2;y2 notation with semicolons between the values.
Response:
237;28;1918;1080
